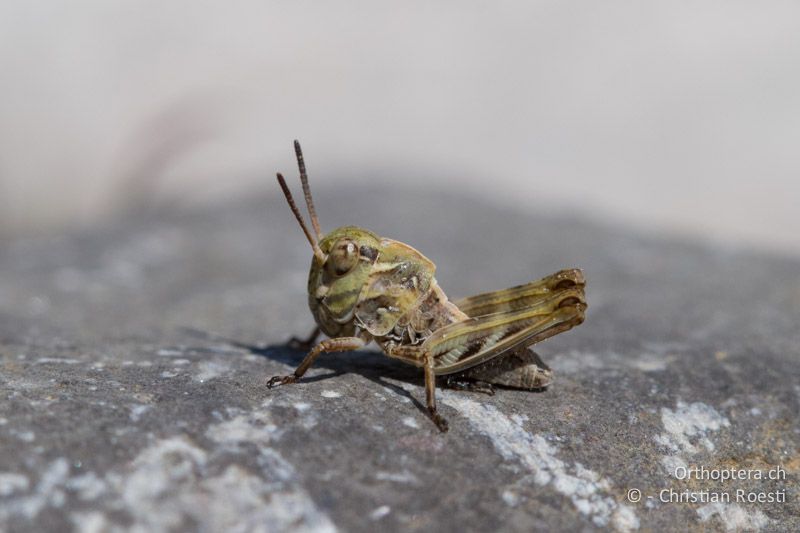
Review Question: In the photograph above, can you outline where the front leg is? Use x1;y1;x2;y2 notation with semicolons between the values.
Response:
267;336;365;388
287;326;320;351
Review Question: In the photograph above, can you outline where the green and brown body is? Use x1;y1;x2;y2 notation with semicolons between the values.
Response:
268;141;587;432
304;225;585;378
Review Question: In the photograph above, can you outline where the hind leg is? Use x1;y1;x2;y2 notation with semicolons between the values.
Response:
441;376;495;395
457;348;553;390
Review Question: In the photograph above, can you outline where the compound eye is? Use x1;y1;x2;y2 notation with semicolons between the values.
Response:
328;239;358;276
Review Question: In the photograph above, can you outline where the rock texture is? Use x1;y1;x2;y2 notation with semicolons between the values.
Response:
1;186;798;532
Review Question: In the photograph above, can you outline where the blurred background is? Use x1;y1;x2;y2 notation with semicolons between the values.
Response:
1;1;798;255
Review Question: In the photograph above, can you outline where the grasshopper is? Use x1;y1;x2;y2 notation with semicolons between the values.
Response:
267;141;587;431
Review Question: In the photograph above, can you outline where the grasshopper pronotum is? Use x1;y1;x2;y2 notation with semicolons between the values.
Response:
268;141;587;431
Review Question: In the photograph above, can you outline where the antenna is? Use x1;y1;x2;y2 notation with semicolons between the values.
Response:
276;172;325;261
294;140;322;238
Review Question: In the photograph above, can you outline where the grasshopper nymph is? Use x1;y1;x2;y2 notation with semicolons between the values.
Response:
268;141;587;431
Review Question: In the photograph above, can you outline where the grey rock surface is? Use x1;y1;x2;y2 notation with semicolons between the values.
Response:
0;187;798;532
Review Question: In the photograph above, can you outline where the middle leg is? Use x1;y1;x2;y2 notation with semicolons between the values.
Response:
425;353;449;432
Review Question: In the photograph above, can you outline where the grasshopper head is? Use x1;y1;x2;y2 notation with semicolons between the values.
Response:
307;226;383;335
275;142;383;336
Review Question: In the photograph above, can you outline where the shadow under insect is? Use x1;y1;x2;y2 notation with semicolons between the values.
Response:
241;339;431;416
180;326;551;426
